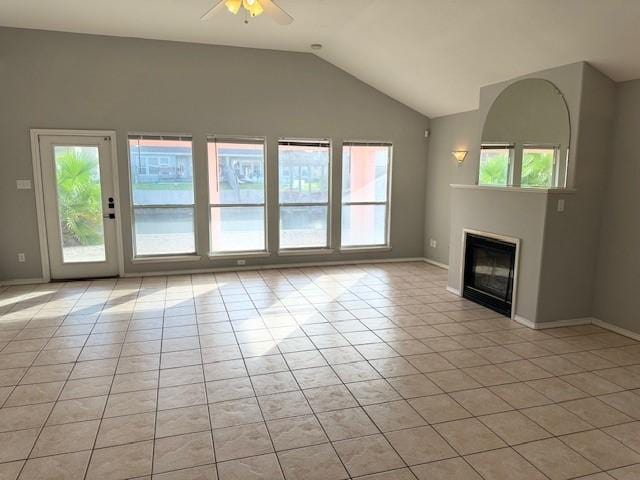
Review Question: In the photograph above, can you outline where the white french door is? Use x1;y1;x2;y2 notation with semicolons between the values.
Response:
37;133;120;279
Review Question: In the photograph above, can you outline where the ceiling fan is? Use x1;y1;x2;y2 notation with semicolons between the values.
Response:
201;0;293;25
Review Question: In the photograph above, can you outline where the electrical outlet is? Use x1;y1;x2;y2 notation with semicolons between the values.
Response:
17;253;26;263
429;239;437;248
237;259;246;266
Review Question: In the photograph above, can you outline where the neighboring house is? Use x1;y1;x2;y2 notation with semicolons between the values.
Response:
130;144;194;184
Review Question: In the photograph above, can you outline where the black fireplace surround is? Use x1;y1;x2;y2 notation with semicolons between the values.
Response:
463;233;516;317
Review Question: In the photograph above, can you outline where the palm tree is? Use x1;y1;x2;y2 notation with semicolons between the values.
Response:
479;154;509;185
55;148;103;246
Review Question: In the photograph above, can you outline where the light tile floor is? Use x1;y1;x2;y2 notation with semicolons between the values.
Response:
0;262;639;479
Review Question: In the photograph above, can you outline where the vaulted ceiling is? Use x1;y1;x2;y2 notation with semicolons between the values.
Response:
2;0;640;117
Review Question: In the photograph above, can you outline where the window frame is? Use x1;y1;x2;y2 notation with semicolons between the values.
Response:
520;144;560;188
340;140;393;250
127;133;198;260
478;143;569;188
277;137;333;253
206;135;269;256
478;143;515;187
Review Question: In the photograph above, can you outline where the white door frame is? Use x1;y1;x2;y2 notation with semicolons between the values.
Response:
30;129;125;282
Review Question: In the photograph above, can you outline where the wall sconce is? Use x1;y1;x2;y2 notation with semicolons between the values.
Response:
452;150;468;164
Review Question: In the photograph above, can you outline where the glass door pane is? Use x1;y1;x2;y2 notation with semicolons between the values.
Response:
54;145;106;263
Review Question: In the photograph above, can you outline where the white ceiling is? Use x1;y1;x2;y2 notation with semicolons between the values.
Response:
2;0;640;117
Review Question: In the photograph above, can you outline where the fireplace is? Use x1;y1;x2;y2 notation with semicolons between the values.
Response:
463;233;517;317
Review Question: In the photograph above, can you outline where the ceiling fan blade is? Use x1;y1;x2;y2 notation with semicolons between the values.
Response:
201;0;226;21
259;0;294;25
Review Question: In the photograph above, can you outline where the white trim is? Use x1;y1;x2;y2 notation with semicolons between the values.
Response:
339;246;392;254
446;286;461;296
277;248;335;257
121;256;426;277
209;251;272;260
0;277;47;286
514;315;640;340
206;135;268;258
278;137;333;251
30;129;125;282
127;133;198;259
30;131;51;283
424;258;449;270
450;184;577;194
341;141;393;250
533;317;594;329
513;314;536;329
132;255;202;264
592;318;640;342
109;132;126;279
459;228;520;321
513;315;592;330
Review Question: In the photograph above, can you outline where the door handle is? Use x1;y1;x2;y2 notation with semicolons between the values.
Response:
103;213;116;219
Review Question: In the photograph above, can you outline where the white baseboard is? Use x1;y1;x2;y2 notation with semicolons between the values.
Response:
0;277;47;287
122;257;427;278
592;318;640;341
513;315;536;329
515;315;640;341
423;258;449;270
446;286;461;296
515;315;593;330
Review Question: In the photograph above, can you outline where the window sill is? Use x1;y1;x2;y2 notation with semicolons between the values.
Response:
450;184;577;194
340;245;392;253
278;248;334;257
131;255;201;264
208;251;271;260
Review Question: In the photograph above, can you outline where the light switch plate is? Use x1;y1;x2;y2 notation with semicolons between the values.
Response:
557;199;565;212
16;179;32;190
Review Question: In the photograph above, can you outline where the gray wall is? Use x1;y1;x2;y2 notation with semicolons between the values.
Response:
537;64;616;323
594;79;640;333
448;187;548;322
477;63;584;187
0;27;430;281
423;110;479;264
426;62;622;327
425;63;584;270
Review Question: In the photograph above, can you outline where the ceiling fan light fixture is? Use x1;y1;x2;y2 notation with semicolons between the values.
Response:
243;0;264;16
202;0;292;24
224;0;242;14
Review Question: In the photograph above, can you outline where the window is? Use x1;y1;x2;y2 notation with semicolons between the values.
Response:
341;142;392;248
278;139;330;250
208;137;266;253
521;146;558;187
478;145;513;186
128;135;196;257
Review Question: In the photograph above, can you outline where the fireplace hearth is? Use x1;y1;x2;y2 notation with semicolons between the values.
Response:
463;233;516;317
